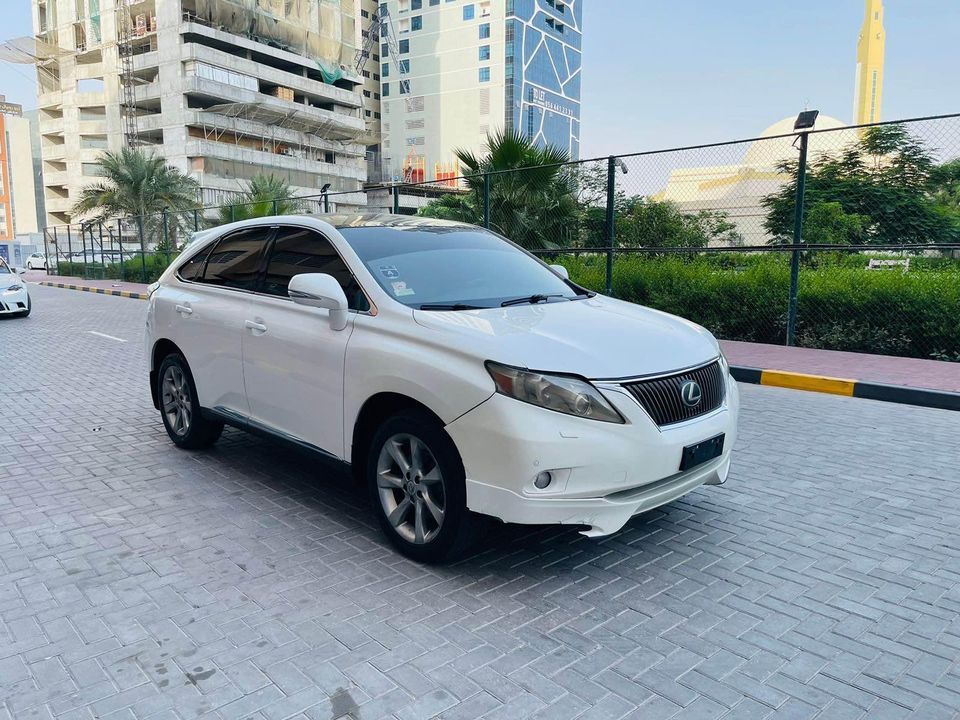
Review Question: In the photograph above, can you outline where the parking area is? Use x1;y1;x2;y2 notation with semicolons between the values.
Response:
2;285;960;720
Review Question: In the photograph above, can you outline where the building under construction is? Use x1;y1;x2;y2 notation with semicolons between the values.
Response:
25;0;368;226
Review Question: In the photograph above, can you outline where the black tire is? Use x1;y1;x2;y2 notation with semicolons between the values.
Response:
367;409;475;563
156;353;224;449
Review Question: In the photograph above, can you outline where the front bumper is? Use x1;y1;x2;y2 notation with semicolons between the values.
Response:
445;372;740;537
0;287;29;315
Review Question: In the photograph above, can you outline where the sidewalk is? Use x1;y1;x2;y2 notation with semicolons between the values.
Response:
29;271;960;409
26;270;150;299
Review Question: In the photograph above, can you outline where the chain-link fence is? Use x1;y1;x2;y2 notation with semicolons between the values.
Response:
41;113;960;362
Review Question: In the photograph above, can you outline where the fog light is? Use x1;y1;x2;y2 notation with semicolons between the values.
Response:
534;471;553;489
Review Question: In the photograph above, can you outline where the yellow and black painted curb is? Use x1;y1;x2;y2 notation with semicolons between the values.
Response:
731;366;960;412
37;281;147;300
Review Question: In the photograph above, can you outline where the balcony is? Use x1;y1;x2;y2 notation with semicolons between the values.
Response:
185;138;366;183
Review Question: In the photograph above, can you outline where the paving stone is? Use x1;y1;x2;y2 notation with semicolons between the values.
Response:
3;286;960;719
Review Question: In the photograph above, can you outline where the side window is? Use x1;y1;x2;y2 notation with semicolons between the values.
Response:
177;245;213;281
263;227;370;312
200;228;270;290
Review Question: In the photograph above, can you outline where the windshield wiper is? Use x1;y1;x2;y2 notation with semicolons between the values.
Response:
500;294;568;307
418;303;487;311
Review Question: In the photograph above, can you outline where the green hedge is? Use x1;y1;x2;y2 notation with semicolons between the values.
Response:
560;254;960;361
56;254;176;284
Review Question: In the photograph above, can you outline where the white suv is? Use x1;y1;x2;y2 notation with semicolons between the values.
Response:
146;215;738;562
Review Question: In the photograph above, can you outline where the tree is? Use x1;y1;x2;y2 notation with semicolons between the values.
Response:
615;198;744;248
762;124;960;246
801;202;869;246
71;148;200;249
419;129;579;250
218;174;305;224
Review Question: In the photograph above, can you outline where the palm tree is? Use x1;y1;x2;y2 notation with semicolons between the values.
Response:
71;148;200;249
218;174;305;224
419;129;579;249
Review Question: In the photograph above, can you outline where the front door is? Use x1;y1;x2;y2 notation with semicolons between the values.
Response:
241;226;368;458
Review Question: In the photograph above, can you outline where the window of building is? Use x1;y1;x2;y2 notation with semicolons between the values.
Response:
400;80;411;94
399;39;410;53
200;229;270;291
399;59;411;73
479;1;491;17
399;18;410;32
374;92;380;99
381;42;389;56
463;4;474;20
412;0;422;8
374;112;381;119
479;23;490;38
479;67;490;83
479;45;490;61
365;109;372;117
363;89;371;97
383;83;390;96
411;15;422;30
262;228;369;311
362;70;370;78
361;9;369;18
382;62;389;77
545;17;565;33
373;53;379;61
429;0;440;5
399;0;410;11
373;73;380;80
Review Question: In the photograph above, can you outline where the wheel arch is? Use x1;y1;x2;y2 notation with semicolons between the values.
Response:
350;392;445;484
150;338;186;410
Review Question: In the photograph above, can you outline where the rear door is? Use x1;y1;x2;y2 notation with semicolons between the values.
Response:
241;225;370;457
165;226;272;418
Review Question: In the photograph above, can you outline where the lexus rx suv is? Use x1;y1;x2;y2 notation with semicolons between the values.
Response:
146;215;739;561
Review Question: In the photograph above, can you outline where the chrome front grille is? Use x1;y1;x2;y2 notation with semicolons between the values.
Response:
622;360;726;427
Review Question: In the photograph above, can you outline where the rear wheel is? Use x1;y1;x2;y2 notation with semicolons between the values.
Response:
157;353;223;449
368;410;475;563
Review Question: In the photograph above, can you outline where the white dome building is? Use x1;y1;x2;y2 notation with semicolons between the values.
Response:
656;114;851;245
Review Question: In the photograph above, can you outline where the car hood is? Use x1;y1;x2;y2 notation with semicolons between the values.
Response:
412;296;719;379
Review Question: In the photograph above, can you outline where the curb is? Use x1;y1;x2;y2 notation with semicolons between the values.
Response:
731;366;960;412
37;281;147;300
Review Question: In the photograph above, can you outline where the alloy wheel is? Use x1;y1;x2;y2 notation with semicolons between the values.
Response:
376;433;446;544
161;365;192;437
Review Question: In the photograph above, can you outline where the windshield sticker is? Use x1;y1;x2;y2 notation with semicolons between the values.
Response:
379;265;400;279
391;281;415;297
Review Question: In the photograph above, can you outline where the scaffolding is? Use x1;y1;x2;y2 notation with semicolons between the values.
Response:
117;1;141;148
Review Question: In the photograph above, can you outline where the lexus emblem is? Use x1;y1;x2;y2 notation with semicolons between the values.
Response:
680;380;702;408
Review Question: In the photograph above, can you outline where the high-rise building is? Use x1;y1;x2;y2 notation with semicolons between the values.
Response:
379;0;581;183
355;0;387;182
31;0;369;227
854;0;885;125
0;98;43;241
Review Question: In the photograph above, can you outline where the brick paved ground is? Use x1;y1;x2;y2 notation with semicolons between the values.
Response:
2;285;960;720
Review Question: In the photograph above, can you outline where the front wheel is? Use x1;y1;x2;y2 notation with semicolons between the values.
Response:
157;353;223;449
368;410;475;563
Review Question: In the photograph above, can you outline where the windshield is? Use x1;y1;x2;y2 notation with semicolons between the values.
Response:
338;226;582;309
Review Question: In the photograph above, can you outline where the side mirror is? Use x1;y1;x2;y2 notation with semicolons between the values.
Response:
288;273;349;330
549;264;569;280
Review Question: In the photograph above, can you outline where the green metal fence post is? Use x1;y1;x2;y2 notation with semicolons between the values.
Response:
392;185;400;214
161;209;170;266
323;192;330;213
605;156;617;296
193;209;200;232
98;222;106;275
272;199;278;216
66;225;73;270
137;216;147;283
786;132;809;347
117;219;125;282
81;224;88;266
48;227;56;276
483;172;491;228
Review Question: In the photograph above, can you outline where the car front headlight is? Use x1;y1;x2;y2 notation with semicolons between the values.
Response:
5;283;24;293
485;361;624;423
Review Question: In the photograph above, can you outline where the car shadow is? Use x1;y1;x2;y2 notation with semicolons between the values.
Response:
196;426;710;576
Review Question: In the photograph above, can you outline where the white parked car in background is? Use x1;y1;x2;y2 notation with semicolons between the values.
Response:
25;253;48;270
0;257;30;317
145;215;739;562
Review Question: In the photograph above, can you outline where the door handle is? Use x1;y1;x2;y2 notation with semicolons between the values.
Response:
245;320;267;333
175;304;193;316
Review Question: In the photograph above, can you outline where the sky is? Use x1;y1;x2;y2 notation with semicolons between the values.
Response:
2;1;958;157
